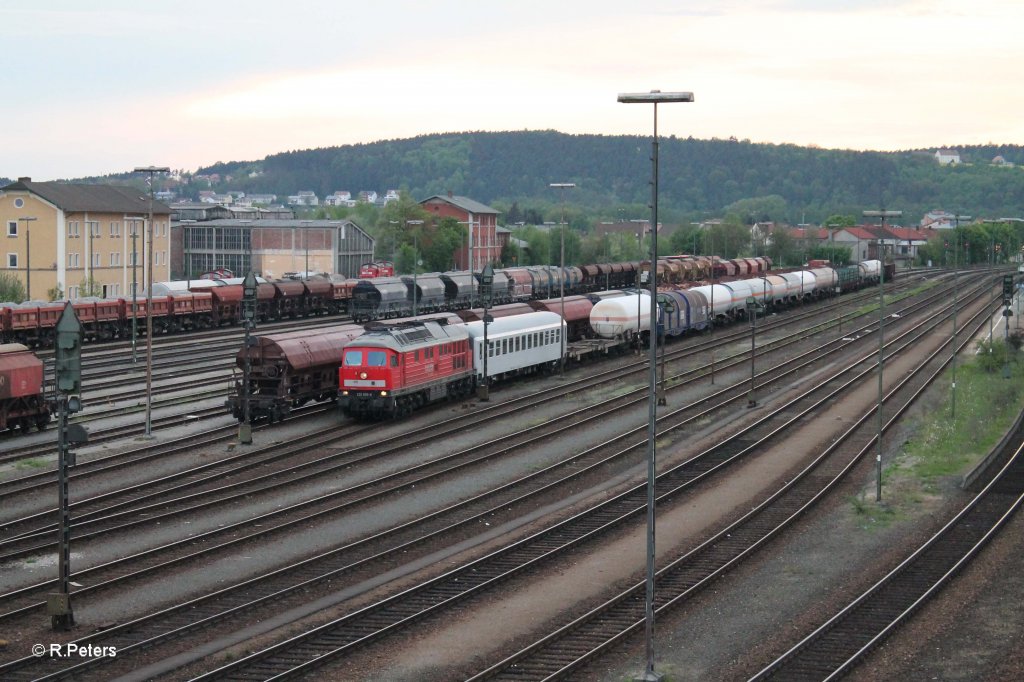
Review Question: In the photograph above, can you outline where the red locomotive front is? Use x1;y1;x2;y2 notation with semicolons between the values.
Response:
338;319;474;419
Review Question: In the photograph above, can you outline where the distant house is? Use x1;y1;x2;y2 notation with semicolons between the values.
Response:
247;193;277;205
324;191;355;207
287;191;319;207
921;210;958;230
358;191;378;204
935;149;961;165
383;189;400;205
992;155;1015;167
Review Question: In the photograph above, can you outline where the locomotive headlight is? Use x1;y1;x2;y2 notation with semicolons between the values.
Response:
380;391;388;396
360;372;368;380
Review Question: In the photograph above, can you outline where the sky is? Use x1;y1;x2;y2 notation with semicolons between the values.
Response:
3;0;1023;181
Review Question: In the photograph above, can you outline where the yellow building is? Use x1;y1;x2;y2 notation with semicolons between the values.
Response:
1;178;171;301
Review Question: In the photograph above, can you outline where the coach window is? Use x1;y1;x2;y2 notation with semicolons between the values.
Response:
343;350;363;366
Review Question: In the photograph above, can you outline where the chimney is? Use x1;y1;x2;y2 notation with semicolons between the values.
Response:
447;189;453;198
18;177;31;183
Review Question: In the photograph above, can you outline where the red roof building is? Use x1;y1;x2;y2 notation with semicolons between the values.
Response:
420;193;501;271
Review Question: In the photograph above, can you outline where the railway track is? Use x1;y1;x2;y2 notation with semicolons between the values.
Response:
0;275;941;556
747;433;1024;680
0;270;983;675
466;288;1009;680
182;276;992;681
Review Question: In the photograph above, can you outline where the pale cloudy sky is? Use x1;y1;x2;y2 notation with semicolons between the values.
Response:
4;0;1022;180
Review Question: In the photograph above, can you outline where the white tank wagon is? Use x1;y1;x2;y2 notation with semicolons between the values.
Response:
858;259;882;283
778;271;817;300
809;267;839;295
688;283;738;321
589;293;652;339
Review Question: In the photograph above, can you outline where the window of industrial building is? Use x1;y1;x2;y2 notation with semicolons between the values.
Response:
7;253;17;268
88;221;100;238
110;252;120;267
92;252;101;267
110;221;120;237
6;221;16;237
68;253;80;268
67;221;80;238
13;198;23;208
68;286;79;299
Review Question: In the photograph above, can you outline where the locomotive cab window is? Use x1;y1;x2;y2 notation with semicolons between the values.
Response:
367;351;387;367
391;355;399;367
343;350;363;366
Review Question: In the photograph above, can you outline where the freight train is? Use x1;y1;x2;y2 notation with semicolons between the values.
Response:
334;260;889;420
0;343;51;434
0;254;771;348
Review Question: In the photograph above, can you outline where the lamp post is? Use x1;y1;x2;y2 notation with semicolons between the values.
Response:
618;88;694;682
134;166;169;440
864;208;901;501
18;217;35;300
550;182;576;375
458;220;478;308
130;216;140;363
950;215;970;418
631;219;648;354
180;219;196;289
746;297;762;407
301;219;311;279
406;219;424;316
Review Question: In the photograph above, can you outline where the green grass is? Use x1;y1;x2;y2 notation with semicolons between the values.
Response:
14;458;47;470
851;341;1024;524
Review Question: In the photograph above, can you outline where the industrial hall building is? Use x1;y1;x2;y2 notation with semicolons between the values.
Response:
171;205;376;280
1;178;171;301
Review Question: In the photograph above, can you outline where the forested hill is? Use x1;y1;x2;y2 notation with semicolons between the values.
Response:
197;131;1024;223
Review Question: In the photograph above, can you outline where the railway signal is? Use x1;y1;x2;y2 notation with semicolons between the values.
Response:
240;272;258;445
51;303;89;630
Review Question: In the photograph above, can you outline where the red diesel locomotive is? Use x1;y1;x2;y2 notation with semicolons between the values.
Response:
338;319;475;418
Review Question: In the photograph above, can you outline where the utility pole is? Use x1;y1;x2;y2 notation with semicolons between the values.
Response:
134;166;170;440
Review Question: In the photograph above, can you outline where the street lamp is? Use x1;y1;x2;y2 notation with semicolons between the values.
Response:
631;219;649;355
550;182;576;375
406;219;424;316
863;208;901;501
301;219;311;279
180;219;196;290
18;217;36;301
618;88;694;682
746;297;762;407
129;216;140;363
951;214;971;419
134;165;170;440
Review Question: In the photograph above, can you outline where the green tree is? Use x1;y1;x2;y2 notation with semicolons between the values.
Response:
0;272;26;303
421;217;466;272
823;214;856;228
79;276;104;298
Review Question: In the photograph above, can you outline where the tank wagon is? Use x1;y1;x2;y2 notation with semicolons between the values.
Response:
0;343;50;433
